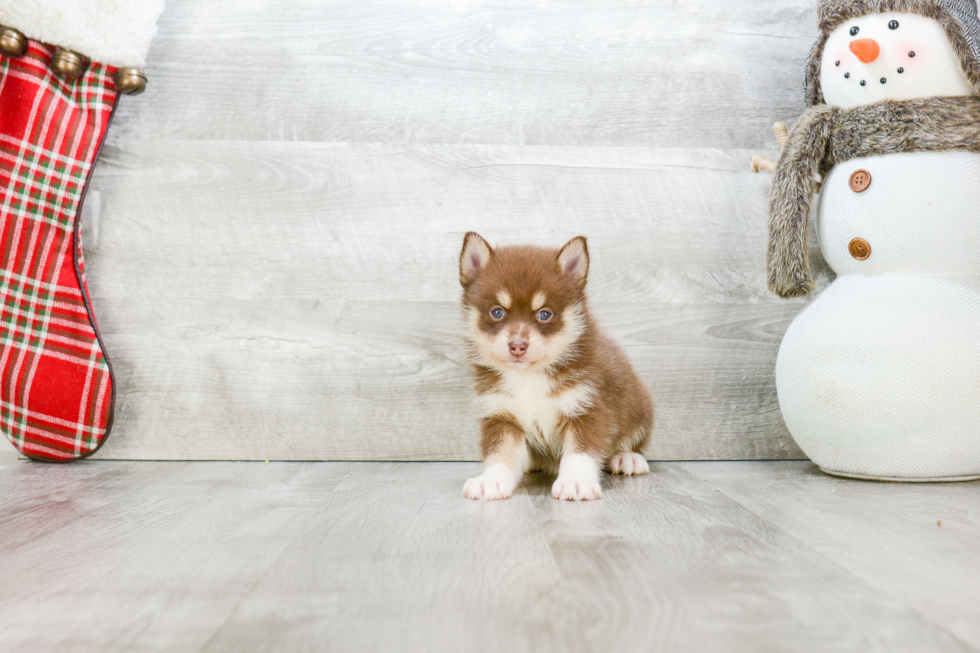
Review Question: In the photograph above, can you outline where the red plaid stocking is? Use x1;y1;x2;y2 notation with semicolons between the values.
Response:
1;41;118;461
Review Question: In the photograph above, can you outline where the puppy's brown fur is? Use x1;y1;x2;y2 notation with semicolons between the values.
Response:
459;232;654;501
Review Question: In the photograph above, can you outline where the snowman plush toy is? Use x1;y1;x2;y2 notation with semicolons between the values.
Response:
767;0;980;480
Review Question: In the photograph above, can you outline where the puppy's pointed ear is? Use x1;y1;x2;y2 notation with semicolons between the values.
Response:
558;236;589;288
460;232;493;287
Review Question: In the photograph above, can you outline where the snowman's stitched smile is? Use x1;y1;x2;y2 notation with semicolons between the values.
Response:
841;50;916;84
842;56;915;83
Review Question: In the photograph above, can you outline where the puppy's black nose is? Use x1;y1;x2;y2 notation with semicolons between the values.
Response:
509;340;528;357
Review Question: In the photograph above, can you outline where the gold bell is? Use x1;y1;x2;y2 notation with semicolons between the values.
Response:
51;48;87;79
0;26;28;57
113;68;147;96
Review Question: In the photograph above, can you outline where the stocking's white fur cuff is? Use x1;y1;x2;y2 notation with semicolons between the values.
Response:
0;0;165;68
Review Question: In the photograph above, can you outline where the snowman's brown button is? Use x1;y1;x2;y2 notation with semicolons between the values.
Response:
849;169;872;192
849;237;871;260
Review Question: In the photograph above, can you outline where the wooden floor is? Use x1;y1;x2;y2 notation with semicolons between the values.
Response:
1;457;978;652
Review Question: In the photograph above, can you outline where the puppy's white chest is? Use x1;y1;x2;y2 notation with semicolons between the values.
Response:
475;371;594;453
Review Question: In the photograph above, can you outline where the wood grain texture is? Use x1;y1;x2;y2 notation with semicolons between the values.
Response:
82;142;829;460
113;0;815;147
0;460;353;652
686;462;980;649
73;0;835;460
2;460;979;652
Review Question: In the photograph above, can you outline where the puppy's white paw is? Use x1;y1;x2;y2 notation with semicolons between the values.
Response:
551;476;602;501
551;453;602;501
608;452;650;475
463;464;518;501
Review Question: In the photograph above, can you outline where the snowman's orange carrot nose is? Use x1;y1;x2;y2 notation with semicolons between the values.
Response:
850;38;880;63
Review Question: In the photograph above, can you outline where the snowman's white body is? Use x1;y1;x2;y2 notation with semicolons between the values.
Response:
773;8;980;480
776;150;980;479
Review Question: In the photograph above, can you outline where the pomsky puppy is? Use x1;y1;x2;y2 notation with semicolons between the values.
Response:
459;232;654;501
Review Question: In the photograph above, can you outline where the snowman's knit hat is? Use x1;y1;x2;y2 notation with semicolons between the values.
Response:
805;0;980;105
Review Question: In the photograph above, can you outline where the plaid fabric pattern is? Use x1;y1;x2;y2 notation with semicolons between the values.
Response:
1;41;118;461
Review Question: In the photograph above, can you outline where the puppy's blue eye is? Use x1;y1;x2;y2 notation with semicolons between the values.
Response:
490;308;505;320
850;26;859;36
537;310;553;322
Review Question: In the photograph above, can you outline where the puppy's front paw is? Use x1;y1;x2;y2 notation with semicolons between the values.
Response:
463;465;518;501
551;475;602;501
608;452;650;475
552;453;602;501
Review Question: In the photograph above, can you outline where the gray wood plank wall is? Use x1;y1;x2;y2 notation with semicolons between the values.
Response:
73;0;830;460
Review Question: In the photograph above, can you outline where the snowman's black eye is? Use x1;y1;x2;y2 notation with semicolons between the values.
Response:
850;26;860;36
880;77;887;84
889;20;899;29
909;51;916;57
860;80;867;86
898;67;904;73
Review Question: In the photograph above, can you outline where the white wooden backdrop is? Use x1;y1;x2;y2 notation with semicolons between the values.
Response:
68;0;833;460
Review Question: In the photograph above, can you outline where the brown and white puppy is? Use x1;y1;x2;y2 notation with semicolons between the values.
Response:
459;232;654;501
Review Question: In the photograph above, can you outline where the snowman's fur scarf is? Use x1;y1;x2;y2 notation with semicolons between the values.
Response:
806;0;980;105
768;95;980;298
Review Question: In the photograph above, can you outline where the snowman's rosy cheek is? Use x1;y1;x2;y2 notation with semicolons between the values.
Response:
892;43;921;67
